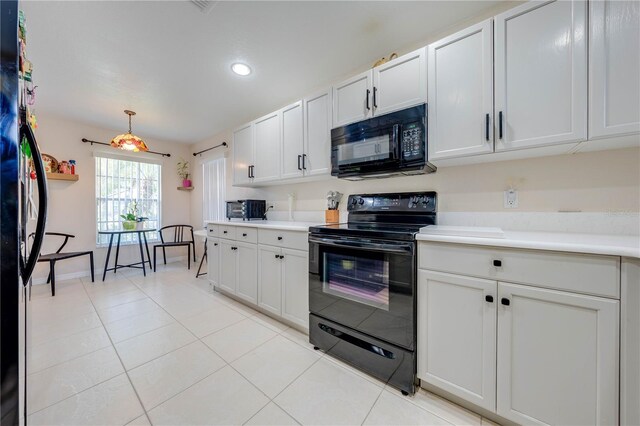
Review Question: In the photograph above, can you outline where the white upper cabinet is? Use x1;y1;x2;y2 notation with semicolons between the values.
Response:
333;70;373;128
589;0;640;139
497;282;619;425
373;47;427;116
494;0;587;151
417;270;497;412
303;90;332;177
280;101;305;180
428;20;494;160
253;111;281;183
232;123;254;186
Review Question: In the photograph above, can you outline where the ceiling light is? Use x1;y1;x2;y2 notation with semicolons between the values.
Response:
110;110;149;153
231;63;251;76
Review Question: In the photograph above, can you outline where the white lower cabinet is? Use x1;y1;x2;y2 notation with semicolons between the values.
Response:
236;242;258;304
207;237;220;288
418;242;621;425
417;270;497;411
258;245;309;329
497;282;619;426
219;240;237;294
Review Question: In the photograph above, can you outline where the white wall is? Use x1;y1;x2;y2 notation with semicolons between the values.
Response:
32;113;193;281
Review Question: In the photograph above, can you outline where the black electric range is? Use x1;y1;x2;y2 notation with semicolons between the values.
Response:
308;191;436;395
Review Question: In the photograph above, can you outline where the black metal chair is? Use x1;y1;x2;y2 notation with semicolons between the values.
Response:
32;232;94;296
153;225;196;271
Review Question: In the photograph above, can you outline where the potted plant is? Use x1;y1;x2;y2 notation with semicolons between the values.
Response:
120;201;147;230
177;158;191;188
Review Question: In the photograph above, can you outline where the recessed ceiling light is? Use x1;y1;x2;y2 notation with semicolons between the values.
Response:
231;63;252;76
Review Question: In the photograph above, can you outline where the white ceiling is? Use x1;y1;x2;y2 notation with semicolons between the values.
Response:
22;0;506;144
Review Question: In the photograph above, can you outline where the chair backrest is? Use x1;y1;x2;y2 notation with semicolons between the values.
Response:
28;232;75;254
158;225;194;244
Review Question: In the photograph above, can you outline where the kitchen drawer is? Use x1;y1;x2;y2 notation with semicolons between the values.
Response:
219;225;236;240
258;229;308;251
419;242;620;299
236;227;258;244
206;224;219;237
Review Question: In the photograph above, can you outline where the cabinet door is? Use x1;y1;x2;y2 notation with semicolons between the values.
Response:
494;0;587;151
589;0;640;139
280;101;305;180
417;270;497;411
373;47;427;116
258;245;282;316
232;124;254;186
332;70;372;128
219;240;237;294
303;90;332;177
236;242;258;304
428;20;494;160
253;111;281;183
497;282;619;425
281;248;309;329
207;237;220;289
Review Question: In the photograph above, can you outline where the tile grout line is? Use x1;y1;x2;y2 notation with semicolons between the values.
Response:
360;386;385;425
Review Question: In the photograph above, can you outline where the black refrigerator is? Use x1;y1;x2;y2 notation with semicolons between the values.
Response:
1;1;48;423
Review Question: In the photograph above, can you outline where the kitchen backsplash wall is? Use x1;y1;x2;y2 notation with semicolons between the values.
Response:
189;131;639;232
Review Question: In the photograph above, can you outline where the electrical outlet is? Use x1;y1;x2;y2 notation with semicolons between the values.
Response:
504;189;518;208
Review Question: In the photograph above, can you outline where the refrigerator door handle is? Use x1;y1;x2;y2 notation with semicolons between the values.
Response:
19;122;48;284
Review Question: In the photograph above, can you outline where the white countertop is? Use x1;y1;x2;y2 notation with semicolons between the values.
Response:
205;220;320;232
417;226;640;258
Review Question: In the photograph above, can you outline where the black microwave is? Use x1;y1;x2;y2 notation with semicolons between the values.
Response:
226;200;266;221
330;104;435;180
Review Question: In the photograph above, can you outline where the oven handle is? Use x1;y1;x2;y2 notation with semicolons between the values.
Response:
309;236;414;254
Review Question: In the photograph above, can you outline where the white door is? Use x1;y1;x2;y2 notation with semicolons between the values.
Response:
417;270;497;411
281;101;305;180
589;0;640;139
497;282;619;425
258;245;283;316
303;90;332;177
373;47;427;116
428;20;494;160
207;237;220;289
494;0;587;151
253;111;281;183
219;240;237;294
281;248;309;329
232;123;254;186
236;242;258;304
332;70;372;128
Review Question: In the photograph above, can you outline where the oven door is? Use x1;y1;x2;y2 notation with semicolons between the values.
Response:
308;234;416;349
331;123;400;177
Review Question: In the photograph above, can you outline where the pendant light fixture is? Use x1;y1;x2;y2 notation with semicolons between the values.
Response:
110;110;149;152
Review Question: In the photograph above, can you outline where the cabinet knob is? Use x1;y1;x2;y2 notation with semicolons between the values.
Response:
485;295;494;303
280;255;285;259
275;254;279;259
277;236;283;241
223;230;228;234
214;243;218;246
493;259;502;267
242;233;247;237
501;298;510;306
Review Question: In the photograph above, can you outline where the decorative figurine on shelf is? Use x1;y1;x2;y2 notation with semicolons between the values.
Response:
176;158;191;188
325;191;343;224
120;201;148;231
58;161;69;174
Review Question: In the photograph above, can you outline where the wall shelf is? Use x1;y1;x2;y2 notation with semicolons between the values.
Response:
177;186;194;191
46;173;79;182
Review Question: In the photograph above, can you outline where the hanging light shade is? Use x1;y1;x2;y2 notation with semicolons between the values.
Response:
110;110;149;152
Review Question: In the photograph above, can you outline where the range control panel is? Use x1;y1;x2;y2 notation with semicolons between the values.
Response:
347;192;437;213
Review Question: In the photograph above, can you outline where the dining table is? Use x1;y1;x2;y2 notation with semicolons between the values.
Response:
98;228;156;281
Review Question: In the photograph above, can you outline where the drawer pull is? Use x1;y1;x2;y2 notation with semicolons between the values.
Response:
242;233;247;237
277;236;283;241
223;230;228;234
493;259;502;267
213;243;218;246
501;298;510;306
485;295;494;303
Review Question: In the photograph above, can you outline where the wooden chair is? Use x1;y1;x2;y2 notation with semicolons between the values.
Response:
153;225;196;271
32;232;94;296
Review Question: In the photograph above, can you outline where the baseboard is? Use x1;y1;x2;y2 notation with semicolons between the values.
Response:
31;255;189;285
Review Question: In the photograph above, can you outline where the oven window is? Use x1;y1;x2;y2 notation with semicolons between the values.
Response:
322;252;389;310
336;134;392;166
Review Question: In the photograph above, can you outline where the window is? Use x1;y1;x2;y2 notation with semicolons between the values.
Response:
202;157;226;223
95;156;161;245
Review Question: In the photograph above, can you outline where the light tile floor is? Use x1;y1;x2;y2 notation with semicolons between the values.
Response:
26;262;495;425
